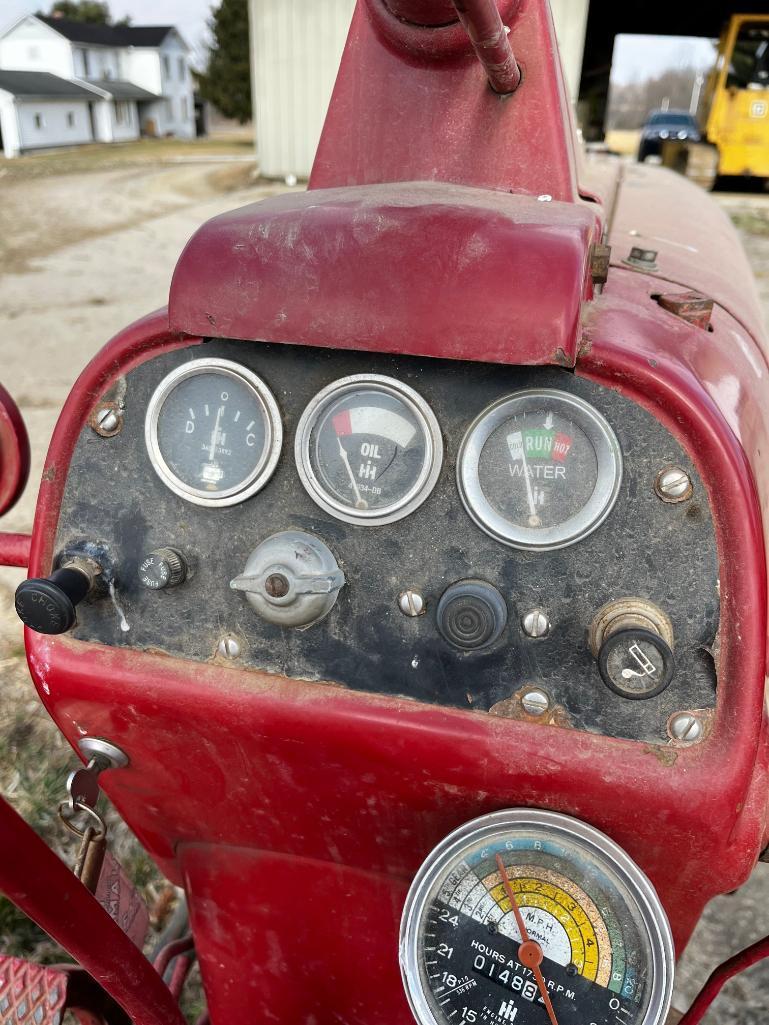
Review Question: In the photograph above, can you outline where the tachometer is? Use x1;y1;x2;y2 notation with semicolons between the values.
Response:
295;375;443;525
457;390;622;550
401;809;673;1025
145;358;282;507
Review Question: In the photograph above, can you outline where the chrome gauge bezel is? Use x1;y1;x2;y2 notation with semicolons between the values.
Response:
145;358;283;507
400;808;674;1025
457;389;622;551
295;374;443;526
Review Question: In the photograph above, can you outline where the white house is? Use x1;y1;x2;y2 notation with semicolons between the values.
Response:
0;14;194;157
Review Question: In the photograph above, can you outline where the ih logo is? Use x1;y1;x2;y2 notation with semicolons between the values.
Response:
497;1001;518;1021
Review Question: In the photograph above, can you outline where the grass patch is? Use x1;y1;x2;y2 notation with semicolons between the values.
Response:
728;208;769;237
0;135;254;183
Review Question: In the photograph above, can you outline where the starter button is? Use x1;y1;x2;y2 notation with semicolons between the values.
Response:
436;580;507;651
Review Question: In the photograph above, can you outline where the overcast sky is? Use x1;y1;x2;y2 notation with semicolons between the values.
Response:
0;0;215;60
611;34;718;85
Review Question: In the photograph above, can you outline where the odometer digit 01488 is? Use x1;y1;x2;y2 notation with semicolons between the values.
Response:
457;391;622;550
295;374;443;525
400;810;673;1025
145;358;282;507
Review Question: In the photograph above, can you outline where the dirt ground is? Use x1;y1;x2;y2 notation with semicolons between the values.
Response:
0;156;768;1021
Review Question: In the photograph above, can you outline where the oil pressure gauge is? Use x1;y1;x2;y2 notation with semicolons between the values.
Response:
145;358;282;507
457;390;622;550
401;809;674;1025
295;375;443;525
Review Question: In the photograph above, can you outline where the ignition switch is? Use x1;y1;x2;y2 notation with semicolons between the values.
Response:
15;555;102;635
589;598;675;700
230;531;345;628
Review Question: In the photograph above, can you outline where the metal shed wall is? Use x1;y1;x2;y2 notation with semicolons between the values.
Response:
250;0;356;180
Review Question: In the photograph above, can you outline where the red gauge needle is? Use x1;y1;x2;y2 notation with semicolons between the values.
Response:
495;853;561;1025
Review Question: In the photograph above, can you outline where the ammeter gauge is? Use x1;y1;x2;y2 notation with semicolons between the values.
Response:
401;809;674;1025
145;358;282;507
295;375;443;525
457;390;622;550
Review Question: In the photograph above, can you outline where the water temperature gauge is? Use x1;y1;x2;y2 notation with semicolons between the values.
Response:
145;358;282;506
457;390;622;550
295;375;443;525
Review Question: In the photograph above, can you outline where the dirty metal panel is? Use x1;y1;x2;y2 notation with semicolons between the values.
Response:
54;339;719;746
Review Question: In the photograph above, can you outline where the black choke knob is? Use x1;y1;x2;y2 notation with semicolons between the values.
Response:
598;627;675;700
437;580;508;651
15;566;92;635
139;548;187;590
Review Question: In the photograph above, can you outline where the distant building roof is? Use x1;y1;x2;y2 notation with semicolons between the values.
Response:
0;69;98;99
38;16;178;49
87;78;159;101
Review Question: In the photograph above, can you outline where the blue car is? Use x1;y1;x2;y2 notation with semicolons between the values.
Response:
638;110;701;161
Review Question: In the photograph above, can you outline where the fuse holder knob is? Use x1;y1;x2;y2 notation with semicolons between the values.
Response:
139;548;187;590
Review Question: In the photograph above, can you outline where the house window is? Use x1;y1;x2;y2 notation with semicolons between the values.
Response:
181;97;188;119
67;111;75;128
33;113;44;129
178;56;185;79
165;99;173;121
115;102;130;125
163;55;171;78
78;48;91;76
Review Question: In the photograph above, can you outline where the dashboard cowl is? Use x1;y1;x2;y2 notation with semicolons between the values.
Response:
168;182;597;367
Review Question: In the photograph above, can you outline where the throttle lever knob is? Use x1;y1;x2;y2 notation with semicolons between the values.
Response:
15;561;96;635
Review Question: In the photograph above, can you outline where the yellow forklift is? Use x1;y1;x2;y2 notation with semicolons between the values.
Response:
664;15;768;186
704;14;769;180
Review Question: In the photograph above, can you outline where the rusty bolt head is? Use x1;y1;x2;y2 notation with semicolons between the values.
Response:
521;689;550;716
655;466;693;503
398;589;425;617
265;573;290;599
669;712;703;743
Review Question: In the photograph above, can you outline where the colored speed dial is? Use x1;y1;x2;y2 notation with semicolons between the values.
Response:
145;359;282;507
458;391;622;550
400;810;674;1025
295;375;443;525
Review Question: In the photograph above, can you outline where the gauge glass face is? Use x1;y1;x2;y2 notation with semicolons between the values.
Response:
296;376;443;525
401;811;673;1025
146;359;282;506
458;391;622;550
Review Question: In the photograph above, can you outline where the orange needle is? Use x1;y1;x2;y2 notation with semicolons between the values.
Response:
495;853;561;1025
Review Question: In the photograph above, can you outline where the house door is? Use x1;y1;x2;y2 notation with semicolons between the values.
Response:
87;102;97;142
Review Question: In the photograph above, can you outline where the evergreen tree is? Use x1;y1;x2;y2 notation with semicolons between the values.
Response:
195;0;251;124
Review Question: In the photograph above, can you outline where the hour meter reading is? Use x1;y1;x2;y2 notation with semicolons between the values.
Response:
400;810;674;1025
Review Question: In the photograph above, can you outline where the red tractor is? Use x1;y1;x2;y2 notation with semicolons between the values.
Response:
1;2;768;1024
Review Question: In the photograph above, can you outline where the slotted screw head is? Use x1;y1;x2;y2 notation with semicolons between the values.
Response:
217;636;241;658
398;589;425;617
522;609;550;638
95;407;119;433
655;466;692;502
521;689;550;716
669;712;702;743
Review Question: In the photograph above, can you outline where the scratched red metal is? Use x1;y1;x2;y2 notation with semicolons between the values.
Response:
169;184;597;366
0;383;30;518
